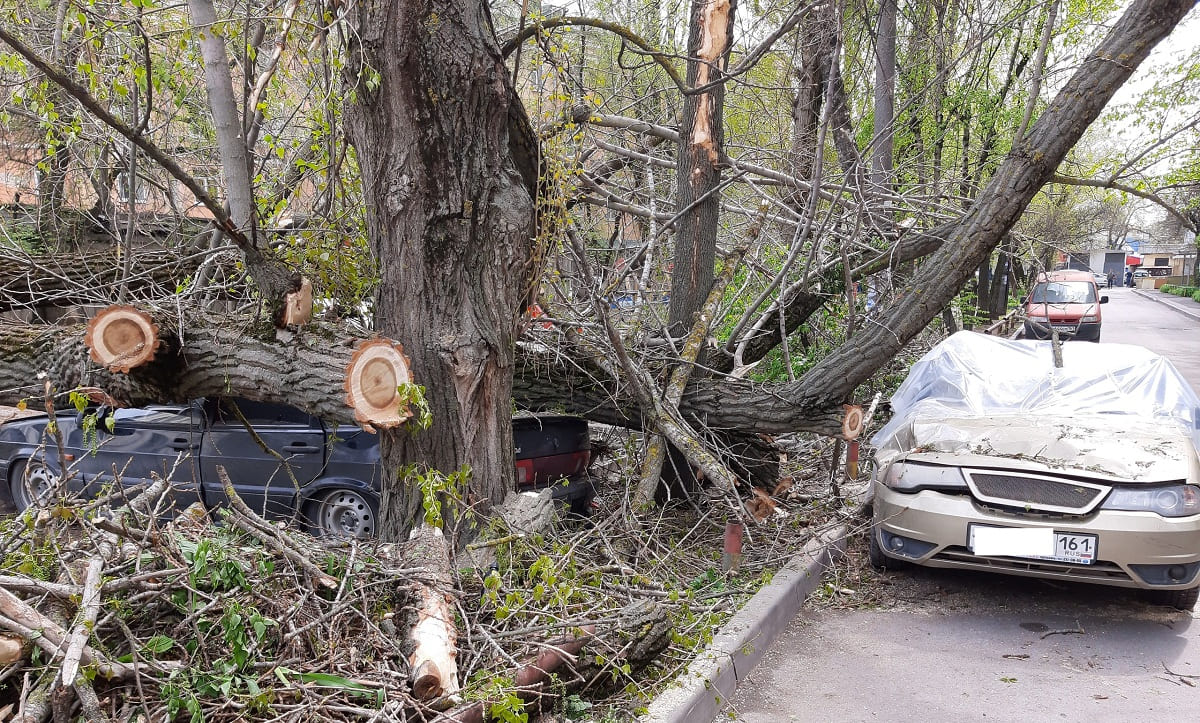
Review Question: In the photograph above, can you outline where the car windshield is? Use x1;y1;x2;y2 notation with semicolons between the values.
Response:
1029;281;1096;304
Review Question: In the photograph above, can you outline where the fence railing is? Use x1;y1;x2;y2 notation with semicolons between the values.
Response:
980;307;1022;338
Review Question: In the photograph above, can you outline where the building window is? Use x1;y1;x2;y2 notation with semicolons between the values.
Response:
1154;257;1170;266
116;172;149;203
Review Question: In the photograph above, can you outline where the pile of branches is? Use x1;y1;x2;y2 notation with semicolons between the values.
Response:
0;477;431;722
0;424;866;722
0;474;681;723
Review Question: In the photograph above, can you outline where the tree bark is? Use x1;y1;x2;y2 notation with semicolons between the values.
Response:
0;249;217;313
667;0;737;336
342;0;537;541
870;0;897;195
0;315;365;424
187;0;256;241
790;3;836;184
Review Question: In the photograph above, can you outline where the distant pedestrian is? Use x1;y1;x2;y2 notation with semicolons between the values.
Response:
1124;269;1133;287
1107;271;1115;288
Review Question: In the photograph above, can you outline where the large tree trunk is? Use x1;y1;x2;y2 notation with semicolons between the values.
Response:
342;0;537;541
667;0;736;336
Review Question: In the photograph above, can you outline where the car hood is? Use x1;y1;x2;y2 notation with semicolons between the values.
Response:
882;414;1200;484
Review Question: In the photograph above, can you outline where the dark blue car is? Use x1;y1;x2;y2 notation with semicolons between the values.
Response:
0;398;593;537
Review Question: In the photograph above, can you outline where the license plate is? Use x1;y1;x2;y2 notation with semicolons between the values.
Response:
968;525;1096;565
1051;324;1076;332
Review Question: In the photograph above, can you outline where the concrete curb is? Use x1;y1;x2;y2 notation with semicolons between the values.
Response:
1133;288;1200;323
640;524;849;723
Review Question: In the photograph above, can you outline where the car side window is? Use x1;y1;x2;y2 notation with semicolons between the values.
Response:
111;407;199;428
210;398;319;428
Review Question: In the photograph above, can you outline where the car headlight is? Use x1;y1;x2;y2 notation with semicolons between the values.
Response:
882;463;969;492
1080;314;1098;322
1101;484;1200;517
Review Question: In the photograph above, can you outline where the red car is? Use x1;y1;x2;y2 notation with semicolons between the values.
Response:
1022;270;1109;342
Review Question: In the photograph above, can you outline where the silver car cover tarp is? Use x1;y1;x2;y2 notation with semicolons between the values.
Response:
872;332;1200;477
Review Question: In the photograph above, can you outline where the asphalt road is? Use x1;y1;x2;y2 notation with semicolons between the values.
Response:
1102;286;1200;393
720;286;1200;722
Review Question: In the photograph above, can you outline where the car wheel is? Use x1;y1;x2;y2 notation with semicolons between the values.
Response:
1144;586;1200;611
10;458;58;512
867;527;908;571
310;489;378;539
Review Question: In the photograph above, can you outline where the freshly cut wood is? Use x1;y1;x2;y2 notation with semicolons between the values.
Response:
435;627;595;723
407;524;459;700
840;404;864;440
343;338;414;432
0;632;23;665
281;276;313;326
83;305;160;373
0;406;41;425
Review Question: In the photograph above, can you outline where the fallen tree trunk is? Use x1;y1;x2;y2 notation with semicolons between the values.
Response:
0;314;363;424
0;248;219;313
791;0;1194;411
0;313;853;437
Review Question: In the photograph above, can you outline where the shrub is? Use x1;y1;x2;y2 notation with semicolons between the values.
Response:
1162;284;1175;294
1193;289;1200;303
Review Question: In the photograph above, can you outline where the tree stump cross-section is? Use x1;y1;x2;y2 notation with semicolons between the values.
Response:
343;338;414;432
83;306;161;374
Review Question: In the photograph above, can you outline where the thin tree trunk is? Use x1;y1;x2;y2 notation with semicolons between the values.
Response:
187;0;256;241
870;0;897;196
667;0;737;336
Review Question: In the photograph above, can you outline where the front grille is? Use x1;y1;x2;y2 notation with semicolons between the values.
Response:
966;471;1108;513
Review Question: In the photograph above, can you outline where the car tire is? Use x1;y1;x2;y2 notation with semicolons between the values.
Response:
9;458;58;512
308;488;379;539
867;527;908;571
1144;586;1200;611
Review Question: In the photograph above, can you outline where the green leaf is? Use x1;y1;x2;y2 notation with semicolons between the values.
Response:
144;635;175;655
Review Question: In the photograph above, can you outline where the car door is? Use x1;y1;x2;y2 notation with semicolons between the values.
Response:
198;398;327;521
74;405;203;517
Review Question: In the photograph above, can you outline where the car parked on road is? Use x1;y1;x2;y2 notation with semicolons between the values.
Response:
868;332;1200;609
0;398;594;537
1092;271;1108;288
1022;269;1108;342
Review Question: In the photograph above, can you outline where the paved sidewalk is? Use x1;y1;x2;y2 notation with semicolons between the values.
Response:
1133;287;1200;322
